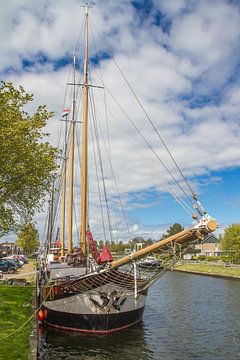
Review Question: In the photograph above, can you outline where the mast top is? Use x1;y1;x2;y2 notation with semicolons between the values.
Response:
81;3;93;16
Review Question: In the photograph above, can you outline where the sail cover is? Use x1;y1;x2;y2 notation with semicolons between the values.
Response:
86;230;100;262
98;244;113;264
86;230;113;264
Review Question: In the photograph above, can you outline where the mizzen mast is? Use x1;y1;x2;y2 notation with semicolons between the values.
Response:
80;5;90;257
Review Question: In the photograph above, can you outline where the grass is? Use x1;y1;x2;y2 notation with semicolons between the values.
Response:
26;259;37;283
0;285;34;360
175;263;240;277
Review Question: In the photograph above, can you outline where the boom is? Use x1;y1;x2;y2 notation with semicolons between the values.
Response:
110;218;217;269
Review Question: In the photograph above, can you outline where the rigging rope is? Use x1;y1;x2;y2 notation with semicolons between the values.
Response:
89;118;108;242
89;84;113;242
100;101;194;217
89;23;132;239
103;85;194;209
91;97;133;239
89;18;199;210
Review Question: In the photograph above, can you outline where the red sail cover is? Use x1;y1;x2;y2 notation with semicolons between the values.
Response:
98;244;113;264
86;230;113;264
55;240;61;248
86;230;100;262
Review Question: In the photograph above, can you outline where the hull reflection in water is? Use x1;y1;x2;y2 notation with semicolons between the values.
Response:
38;324;151;360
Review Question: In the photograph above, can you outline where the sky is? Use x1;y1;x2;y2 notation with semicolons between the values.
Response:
1;0;240;244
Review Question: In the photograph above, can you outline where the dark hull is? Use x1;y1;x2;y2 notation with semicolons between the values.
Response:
43;306;145;334
39;265;148;334
138;263;161;269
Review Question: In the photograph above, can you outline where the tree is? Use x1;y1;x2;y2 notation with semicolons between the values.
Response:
0;82;57;235
220;224;240;263
98;240;104;250
16;223;39;255
144;238;153;247
161;223;184;239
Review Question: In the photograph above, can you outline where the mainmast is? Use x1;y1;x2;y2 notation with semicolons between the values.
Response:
67;56;77;254
80;6;90;257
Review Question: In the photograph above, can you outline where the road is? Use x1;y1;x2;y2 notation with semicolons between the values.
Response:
2;260;36;281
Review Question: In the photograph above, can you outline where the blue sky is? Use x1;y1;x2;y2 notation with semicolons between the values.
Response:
0;0;240;242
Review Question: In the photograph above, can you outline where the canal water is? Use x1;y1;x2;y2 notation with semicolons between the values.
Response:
38;272;240;359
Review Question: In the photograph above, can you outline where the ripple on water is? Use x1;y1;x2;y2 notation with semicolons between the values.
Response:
38;272;240;360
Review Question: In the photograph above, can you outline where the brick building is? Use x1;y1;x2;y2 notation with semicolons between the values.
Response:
195;235;222;257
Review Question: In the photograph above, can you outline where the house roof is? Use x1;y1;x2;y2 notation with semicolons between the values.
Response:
203;235;218;244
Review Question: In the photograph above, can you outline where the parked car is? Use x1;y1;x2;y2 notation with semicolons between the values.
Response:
10;255;28;263
3;257;22;268
8;257;24;266
12;258;24;267
2;258;19;269
0;259;17;273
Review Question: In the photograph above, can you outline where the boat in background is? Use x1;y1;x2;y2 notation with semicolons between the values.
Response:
37;5;217;334
138;256;161;269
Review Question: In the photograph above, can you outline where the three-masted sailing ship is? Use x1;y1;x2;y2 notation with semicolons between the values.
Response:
37;6;217;334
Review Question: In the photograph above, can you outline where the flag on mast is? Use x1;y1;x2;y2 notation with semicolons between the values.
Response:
62;108;70;118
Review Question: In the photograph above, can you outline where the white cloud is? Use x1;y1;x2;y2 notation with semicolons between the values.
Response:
154;0;190;17
1;0;240;243
132;224;139;232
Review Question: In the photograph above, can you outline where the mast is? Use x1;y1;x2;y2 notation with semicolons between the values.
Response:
46;182;55;251
67;56;77;254
61;159;66;256
47;190;53;249
80;6;89;257
61;113;68;257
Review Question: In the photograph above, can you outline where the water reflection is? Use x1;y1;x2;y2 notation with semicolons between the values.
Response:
38;272;240;360
38;322;153;360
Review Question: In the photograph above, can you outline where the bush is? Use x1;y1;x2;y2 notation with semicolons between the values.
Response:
205;256;217;261
220;255;231;263
196;255;206;261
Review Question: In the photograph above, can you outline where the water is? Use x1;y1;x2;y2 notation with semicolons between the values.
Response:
38;272;240;359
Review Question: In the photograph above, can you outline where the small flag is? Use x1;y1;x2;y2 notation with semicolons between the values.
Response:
55;240;61;248
62;108;70;118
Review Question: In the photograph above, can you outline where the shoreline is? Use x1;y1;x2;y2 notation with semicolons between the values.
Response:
171;267;240;280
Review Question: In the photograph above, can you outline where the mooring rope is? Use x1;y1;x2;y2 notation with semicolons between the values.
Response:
0;286;52;341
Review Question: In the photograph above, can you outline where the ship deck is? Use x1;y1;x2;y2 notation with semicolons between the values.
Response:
48;262;86;281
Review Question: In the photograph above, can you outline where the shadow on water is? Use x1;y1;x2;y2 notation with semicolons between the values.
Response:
38;322;153;360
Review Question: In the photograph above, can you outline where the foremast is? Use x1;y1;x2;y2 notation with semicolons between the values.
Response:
80;6;90;257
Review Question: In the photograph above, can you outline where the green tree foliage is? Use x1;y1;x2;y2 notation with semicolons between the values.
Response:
105;238;154;254
161;223;184;239
16;223;39;255
107;240;129;254
0;82;57;235
143;238;153;247
220;224;240;263
95;225;185;255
